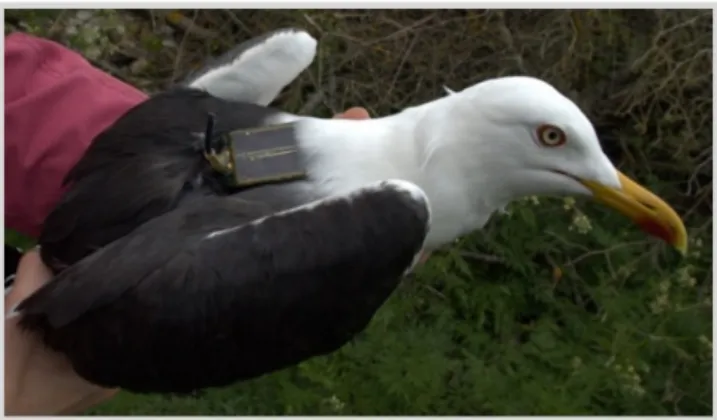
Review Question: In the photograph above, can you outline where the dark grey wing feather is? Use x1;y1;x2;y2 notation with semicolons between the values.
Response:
38;88;286;272
15;180;430;394
184;28;317;105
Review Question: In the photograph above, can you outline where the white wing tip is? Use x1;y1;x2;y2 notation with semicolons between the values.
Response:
380;179;429;208
379;180;431;277
271;29;318;55
253;29;317;69
187;28;319;105
403;250;427;276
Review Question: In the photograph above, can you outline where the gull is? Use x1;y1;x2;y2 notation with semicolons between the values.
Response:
12;28;687;394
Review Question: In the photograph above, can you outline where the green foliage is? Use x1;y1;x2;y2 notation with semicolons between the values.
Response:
5;229;36;251
6;9;712;416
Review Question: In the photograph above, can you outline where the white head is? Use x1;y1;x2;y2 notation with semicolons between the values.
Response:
417;76;686;253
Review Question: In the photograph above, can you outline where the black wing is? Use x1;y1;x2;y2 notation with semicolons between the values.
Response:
16;180;430;394
38;89;288;272
184;27;317;106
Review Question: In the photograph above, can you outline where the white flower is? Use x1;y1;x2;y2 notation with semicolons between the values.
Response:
675;267;696;288
569;212;592;234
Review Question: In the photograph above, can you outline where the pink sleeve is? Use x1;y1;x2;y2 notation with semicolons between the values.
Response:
5;32;148;238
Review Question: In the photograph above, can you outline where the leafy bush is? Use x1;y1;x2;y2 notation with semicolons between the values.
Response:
5;9;712;415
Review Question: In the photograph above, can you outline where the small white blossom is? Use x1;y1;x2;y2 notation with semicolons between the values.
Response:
650;280;671;314
612;362;645;397
325;395;345;412
569;212;592;234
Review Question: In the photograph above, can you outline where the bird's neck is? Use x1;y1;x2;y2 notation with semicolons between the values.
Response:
282;94;505;250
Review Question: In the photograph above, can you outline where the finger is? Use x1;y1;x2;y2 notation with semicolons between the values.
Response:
6;249;52;309
4;251;118;416
334;107;371;120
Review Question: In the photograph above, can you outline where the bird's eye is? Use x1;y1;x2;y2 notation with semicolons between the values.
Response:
536;124;566;147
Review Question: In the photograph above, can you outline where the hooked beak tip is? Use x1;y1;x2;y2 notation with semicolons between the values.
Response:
575;170;688;254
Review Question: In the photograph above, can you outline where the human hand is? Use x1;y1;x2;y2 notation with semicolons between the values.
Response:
333;107;370;120
4;249;119;415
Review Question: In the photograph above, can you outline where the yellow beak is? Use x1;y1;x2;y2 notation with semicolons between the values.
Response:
578;171;688;255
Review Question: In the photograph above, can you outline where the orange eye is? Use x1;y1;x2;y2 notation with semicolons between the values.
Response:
536;124;566;147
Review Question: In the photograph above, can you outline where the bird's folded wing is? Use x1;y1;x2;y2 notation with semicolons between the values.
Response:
184;28;317;106
13;180;429;392
38;88;284;272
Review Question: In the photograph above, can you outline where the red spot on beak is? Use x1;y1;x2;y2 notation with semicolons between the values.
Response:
637;219;673;244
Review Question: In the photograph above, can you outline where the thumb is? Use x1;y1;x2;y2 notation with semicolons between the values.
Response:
6;249;53;308
334;107;371;120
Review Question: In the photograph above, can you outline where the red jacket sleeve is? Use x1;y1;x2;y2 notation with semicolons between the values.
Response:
5;32;148;238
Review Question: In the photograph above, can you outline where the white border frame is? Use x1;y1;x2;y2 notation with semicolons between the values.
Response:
1;3;714;418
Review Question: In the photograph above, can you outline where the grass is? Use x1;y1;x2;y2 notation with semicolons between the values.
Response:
5;9;713;416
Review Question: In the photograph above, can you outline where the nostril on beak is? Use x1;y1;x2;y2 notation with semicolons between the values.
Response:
638;199;657;212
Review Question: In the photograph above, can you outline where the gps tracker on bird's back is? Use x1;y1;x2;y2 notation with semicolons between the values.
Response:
203;113;308;189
